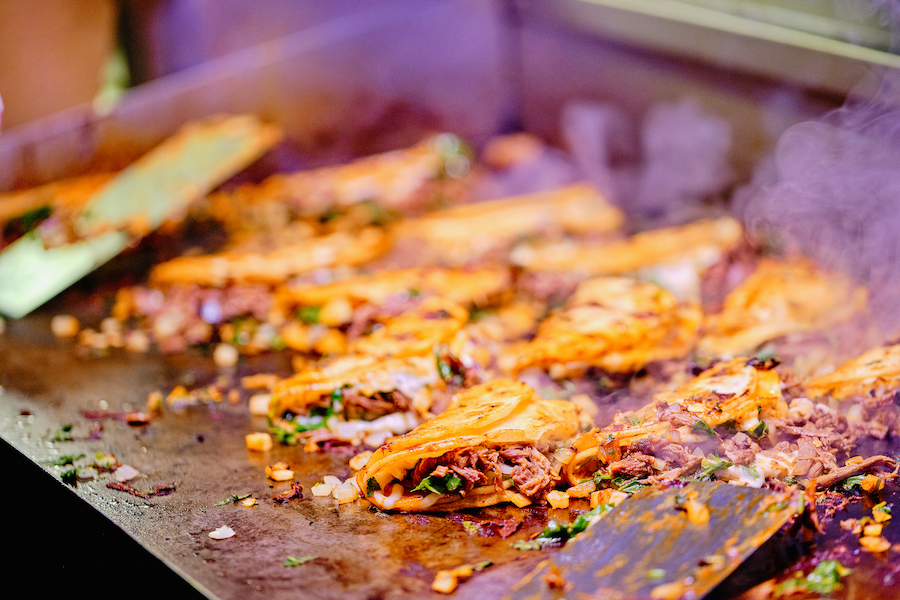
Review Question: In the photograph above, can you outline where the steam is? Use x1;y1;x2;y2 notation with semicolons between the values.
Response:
738;72;900;331
561;98;735;217
477;98;736;217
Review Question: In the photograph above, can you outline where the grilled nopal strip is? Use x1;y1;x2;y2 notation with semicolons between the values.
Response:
269;354;441;447
513;277;701;377
565;358;788;485
356;379;579;511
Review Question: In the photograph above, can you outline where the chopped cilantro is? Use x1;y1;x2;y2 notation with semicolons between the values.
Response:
366;477;381;497
51;424;74;442
610;475;647;494
269;391;340;446
468;307;495;321
842;474;866;490
408;288;421;298
18;205;52;231
461;521;481;535
776;560;850;595
471;561;492;571
318;207;340;223
874;501;891;514
691;420;716;437
742;464;760;478
512;540;546;551
363;200;390;225
625;415;644;427
412;473;463;494
41;454;85;467
748;421;769;439
270;334;286;351
215;492;252;506
435;352;453;381
537;503;614;544
60;467;77;484
696;455;733;481
297;306;321;324
283;556;316;567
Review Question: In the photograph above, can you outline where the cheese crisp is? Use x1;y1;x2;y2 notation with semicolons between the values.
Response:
512;277;702;377
805;342;900;401
565;358;788;485
513;216;743;275
269;354;443;447
699;259;867;356
394;182;625;264
356;379;579;511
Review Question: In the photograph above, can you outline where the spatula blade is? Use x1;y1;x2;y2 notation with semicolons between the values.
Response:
507;482;796;600
0;114;281;318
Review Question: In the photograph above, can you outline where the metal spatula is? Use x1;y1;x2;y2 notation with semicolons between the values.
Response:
507;482;797;600
0;114;281;318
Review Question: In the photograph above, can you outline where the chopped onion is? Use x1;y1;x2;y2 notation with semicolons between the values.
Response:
208;525;235;540
114;465;139;482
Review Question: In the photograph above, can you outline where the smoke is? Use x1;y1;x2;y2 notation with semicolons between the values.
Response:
738;71;900;330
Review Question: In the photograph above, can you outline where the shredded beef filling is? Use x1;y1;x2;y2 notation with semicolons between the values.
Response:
410;444;556;500
338;389;412;420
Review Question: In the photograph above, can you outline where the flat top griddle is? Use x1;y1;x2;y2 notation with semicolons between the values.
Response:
0;312;556;600
3;309;899;600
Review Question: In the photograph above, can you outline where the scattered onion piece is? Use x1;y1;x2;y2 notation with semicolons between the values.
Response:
311;483;333;497
208;525;235;540
349;451;373;471
334;483;359;504
245;432;273;452
114;465;139;482
860;535;890;553
547;490;569;509
266;461;294;481
248;394;271;416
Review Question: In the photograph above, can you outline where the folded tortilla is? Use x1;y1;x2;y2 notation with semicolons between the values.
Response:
393;182;625;265
205;134;468;226
564;358;788;485
512;277;702;377
149;228;390;287
269;354;441;447
356;379;579;511
349;296;470;358
699;258;867;356
514;216;742;275
804;342;900;401
273;266;512;314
